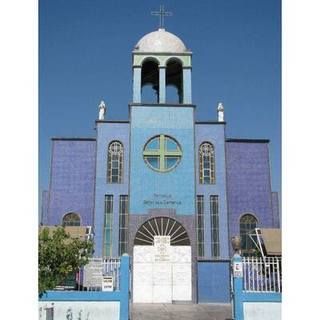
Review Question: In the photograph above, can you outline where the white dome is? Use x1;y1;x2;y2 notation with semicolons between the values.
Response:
134;28;187;53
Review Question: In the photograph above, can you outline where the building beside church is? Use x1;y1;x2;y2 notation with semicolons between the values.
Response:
41;27;280;304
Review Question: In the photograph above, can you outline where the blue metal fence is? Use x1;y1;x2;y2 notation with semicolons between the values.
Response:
39;255;130;320
232;254;282;320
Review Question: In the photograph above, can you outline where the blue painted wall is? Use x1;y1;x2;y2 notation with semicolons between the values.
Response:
94;122;130;257
195;124;229;259
46;139;96;226
197;261;230;303
129;106;195;215
226;141;275;240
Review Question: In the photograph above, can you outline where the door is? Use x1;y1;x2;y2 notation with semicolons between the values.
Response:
132;217;192;303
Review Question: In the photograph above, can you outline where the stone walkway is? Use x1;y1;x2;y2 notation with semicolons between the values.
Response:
131;303;232;320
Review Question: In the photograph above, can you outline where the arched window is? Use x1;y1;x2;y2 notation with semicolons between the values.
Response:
199;142;215;184
240;214;258;254
107;141;124;183
166;58;183;103
62;212;81;226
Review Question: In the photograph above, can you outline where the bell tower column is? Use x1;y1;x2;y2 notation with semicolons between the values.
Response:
133;66;142;103
183;67;192;104
159;66;166;103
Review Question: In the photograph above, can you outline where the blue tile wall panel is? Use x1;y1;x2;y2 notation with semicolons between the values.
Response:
197;261;230;303
226;141;274;241
46;140;96;226
272;192;280;228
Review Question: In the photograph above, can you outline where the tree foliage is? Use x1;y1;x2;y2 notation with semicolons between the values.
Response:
38;227;93;296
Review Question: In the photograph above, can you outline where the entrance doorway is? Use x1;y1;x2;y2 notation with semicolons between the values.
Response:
132;217;192;303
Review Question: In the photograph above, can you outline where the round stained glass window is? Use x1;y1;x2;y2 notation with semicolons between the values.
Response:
143;135;182;172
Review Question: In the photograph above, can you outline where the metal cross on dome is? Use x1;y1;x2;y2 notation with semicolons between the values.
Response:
151;5;173;29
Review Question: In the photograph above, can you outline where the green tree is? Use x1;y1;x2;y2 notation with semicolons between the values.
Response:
38;227;93;296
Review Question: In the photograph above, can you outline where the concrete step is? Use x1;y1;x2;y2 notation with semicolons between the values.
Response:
131;303;232;320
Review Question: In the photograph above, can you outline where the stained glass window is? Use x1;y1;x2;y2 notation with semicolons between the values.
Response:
143;135;182;172
107;141;123;183
196;195;205;257
119;195;129;255
199;142;215;184
103;195;113;257
210;195;220;258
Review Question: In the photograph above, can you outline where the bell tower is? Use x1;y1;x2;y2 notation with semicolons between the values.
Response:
132;27;192;104
129;17;196;303
129;24;196;217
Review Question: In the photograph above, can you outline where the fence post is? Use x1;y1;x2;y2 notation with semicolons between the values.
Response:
232;253;244;320
120;254;130;320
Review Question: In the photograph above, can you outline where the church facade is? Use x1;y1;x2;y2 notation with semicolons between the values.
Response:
41;28;280;303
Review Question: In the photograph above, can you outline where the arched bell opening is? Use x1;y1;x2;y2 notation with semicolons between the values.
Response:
141;59;159;103
134;216;190;246
166;58;183;103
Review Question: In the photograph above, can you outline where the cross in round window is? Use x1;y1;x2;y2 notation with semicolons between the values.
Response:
143;134;182;172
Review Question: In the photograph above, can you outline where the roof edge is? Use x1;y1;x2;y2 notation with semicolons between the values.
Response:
195;121;226;125
226;138;270;143
51;137;96;141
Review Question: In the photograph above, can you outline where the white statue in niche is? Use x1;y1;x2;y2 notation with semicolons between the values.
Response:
98;100;106;120
217;102;224;122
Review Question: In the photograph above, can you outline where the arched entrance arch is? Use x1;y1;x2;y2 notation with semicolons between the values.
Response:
134;216;190;246
133;217;192;303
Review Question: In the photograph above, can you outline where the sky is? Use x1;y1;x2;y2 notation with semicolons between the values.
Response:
39;0;281;193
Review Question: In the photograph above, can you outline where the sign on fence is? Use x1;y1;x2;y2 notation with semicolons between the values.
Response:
233;261;243;278
102;276;114;292
83;258;103;287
